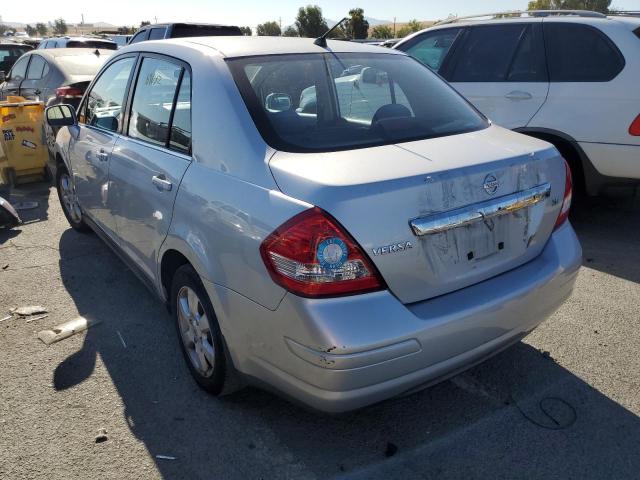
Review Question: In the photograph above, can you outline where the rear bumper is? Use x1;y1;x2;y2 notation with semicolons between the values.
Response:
205;222;581;413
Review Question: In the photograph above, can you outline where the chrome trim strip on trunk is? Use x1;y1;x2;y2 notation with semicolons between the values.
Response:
410;183;551;237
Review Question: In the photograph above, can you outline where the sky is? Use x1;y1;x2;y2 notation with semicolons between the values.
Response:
12;0;640;28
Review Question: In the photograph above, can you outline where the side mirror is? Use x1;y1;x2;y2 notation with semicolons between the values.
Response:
0;71;5;83
265;93;292;113
45;104;78;127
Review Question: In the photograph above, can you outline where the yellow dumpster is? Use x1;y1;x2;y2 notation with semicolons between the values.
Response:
0;95;48;186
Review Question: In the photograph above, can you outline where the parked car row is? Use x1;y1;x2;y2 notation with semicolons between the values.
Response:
394;11;640;195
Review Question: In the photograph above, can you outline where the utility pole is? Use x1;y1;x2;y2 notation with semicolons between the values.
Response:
393;17;396;37
81;13;84;25
154;16;158;24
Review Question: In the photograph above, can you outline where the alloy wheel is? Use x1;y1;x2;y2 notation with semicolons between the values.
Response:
177;286;216;377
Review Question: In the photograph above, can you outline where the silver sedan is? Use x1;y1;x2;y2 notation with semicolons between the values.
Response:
45;36;581;412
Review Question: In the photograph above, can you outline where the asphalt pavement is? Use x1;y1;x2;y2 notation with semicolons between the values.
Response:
0;182;639;480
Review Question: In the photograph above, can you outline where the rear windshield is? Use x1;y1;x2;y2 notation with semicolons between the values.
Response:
67;40;117;50
171;25;242;38
57;54;110;75
227;53;487;153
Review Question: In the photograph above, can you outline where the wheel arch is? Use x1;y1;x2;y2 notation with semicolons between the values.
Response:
514;127;595;195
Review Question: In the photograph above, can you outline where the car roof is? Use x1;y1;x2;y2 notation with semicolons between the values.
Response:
128;36;406;58
140;22;237;29
44;36;115;43
24;48;114;60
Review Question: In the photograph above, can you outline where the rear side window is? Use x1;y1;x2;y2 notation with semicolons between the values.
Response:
129;30;149;44
148;28;166;40
128;56;191;153
83;57;136;132
451;25;531;82
9;56;29;81
170;71;191;154
544;23;625;82
403;28;461;72
26;55;48;79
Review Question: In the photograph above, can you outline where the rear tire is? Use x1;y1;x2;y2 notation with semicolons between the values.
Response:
56;165;90;232
171;264;227;395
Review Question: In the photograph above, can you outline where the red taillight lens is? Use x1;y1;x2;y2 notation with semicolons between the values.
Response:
630;114;640;136
554;159;573;230
55;86;84;98
260;207;385;298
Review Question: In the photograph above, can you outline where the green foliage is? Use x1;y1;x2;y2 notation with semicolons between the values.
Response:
347;8;369;40
283;26;299;37
0;24;9;35
371;25;393;39
35;23;48;36
295;5;328;37
397;19;422;38
527;0;611;13
140;21;151;27
257;21;281;36
239;26;252;36
53;18;68;35
25;25;37;36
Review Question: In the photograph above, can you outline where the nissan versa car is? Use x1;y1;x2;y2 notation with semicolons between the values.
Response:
45;37;581;412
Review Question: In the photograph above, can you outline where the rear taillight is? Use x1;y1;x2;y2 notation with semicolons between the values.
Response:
260;207;385;298
629;114;640;136
55;86;84;98
554;159;573;230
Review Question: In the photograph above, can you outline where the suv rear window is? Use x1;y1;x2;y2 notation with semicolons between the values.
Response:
227;53;487;153
543;23;624;82
171;24;242;37
67;40;117;50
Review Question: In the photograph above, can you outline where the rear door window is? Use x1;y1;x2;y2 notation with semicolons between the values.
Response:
26;55;47;80
128;56;185;149
403;28;461;72
450;24;527;82
543;23;624;82
84;56;136;131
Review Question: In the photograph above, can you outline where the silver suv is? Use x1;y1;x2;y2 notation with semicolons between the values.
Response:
46;37;581;412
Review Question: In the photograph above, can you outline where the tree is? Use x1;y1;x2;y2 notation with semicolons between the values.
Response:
140;21;151;27
25;25;37;36
256;21;281;36
53;18;68;35
0;24;9;36
346;8;369;39
35;23;48;37
527;0;611;13
239;26;252;36
283;26;299;37
295;5;328;38
371;25;393;39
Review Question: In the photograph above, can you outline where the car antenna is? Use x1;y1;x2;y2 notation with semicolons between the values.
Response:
314;17;348;48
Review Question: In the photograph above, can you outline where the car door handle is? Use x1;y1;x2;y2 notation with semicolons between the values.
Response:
96;149;109;162
152;175;173;192
505;91;533;101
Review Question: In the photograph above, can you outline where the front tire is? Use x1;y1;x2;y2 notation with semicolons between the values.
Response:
171;264;227;394
56;165;90;232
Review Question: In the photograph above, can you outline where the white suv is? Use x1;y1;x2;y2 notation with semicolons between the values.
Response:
395;11;640;195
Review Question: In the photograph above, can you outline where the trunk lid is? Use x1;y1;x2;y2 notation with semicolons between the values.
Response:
269;126;567;304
